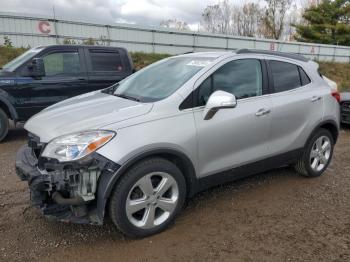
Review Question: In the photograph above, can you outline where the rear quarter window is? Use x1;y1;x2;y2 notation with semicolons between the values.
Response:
298;67;311;86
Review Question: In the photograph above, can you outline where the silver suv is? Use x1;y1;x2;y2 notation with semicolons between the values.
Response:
16;49;340;238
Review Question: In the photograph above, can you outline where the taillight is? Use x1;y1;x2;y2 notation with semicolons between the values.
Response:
331;91;341;103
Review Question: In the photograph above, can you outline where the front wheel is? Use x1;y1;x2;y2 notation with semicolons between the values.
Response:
0;108;9;142
109;157;186;238
295;128;334;177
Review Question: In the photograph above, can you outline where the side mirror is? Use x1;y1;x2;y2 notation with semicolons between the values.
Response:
203;90;237;120
27;58;45;78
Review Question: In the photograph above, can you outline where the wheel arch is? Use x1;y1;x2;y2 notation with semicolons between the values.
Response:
96;148;198;224
0;96;18;121
318;120;339;144
309;120;339;145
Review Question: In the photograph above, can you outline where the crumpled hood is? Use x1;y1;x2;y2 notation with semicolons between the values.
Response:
24;91;153;142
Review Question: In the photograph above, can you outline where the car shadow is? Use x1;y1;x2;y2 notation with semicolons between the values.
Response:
3;126;27;143
341;123;350;130
186;166;299;207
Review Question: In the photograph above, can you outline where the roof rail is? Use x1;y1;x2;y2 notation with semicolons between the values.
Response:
236;49;309;62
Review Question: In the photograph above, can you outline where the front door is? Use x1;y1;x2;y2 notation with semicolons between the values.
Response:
193;58;272;177
15;48;88;120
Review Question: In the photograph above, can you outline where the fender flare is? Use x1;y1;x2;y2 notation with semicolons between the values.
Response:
95;148;198;224
307;119;339;145
0;95;18;121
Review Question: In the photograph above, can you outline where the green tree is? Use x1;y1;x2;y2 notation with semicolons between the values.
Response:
294;0;350;45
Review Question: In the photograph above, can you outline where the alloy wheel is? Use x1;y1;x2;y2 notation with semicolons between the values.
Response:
125;172;179;229
309;135;332;172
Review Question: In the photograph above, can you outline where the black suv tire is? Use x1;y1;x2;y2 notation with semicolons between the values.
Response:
0;108;9;142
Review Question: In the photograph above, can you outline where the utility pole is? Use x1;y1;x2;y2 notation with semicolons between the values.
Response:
52;5;59;44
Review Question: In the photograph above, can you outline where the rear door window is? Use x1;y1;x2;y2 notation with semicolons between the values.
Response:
89;50;123;72
269;60;301;92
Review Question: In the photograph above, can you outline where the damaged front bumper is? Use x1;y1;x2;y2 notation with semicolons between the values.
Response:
15;143;120;225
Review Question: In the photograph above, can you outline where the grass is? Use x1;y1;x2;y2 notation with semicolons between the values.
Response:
318;62;350;91
130;52;171;70
0;46;28;68
0;45;349;91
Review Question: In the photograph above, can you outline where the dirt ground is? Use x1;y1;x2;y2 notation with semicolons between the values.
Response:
0;127;350;262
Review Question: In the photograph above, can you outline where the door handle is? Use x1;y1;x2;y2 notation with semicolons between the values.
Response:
255;108;271;117
310;96;321;102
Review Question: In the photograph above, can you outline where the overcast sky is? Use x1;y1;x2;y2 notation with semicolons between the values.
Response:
0;0;218;30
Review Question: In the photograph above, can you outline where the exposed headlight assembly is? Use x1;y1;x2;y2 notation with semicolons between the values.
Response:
42;130;115;162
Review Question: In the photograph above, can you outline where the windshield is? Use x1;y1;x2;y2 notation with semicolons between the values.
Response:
114;57;215;102
2;48;43;72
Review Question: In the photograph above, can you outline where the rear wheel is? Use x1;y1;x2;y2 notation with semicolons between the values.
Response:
295;128;334;177
109;157;186;238
0;108;9;142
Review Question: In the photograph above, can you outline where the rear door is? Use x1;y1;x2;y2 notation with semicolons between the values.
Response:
266;59;324;155
192;58;272;177
85;48;131;91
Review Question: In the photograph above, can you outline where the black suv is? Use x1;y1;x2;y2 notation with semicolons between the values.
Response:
0;45;134;141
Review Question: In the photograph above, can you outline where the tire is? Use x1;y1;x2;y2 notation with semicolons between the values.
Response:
0;108;9;142
109;157;186;238
295;128;334;177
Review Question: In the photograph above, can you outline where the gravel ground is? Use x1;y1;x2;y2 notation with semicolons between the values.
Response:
0;127;350;262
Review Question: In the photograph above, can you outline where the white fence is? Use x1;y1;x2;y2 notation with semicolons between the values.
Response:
0;12;349;62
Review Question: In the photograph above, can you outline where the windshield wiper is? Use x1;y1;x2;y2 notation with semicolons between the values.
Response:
102;84;119;95
115;93;140;102
103;83;140;102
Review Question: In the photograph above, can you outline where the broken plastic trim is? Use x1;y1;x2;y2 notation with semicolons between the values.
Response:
52;191;85;206
16;144;120;224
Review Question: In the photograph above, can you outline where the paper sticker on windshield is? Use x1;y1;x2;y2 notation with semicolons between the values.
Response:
186;60;213;67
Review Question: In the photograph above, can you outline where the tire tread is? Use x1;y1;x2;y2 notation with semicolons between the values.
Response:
0;108;9;142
